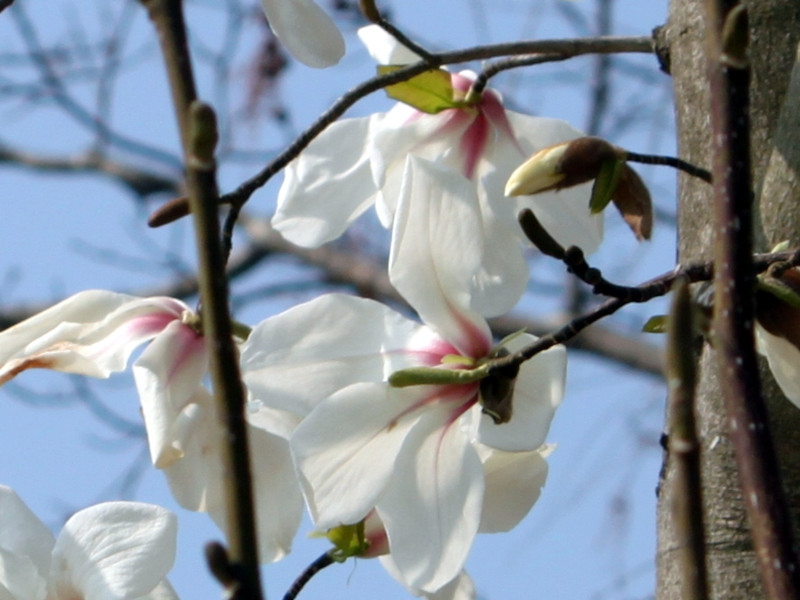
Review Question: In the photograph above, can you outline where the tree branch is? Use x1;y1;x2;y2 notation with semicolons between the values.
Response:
138;1;263;599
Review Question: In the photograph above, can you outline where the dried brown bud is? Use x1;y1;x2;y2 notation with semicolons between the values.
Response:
611;164;653;241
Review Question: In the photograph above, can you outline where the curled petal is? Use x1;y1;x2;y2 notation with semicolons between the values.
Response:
51;502;176;600
377;406;483;593
261;0;345;68
242;294;422;418
273;116;380;247
132;320;207;467
0;292;186;385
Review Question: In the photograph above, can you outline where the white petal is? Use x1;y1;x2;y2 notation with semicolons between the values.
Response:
241;294;422;418
0;549;47;600
357;25;421;65
0;485;54;581
476;336;565;452
423;571;476;600
389;156;491;357
377;406;483;593
132;320;208;467
292;383;427;529
756;324;800;408
371;107;470;224
477;444;551;533
260;0;345;68
133;580;179;600
379;558;475;600
160;389;218;512
51;502;176;600
0;291;186;384
273;116;380;247
207;425;304;563
0;488;51;600
465;198;529;317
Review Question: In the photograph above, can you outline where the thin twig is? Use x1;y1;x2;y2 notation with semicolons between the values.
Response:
147;34;654;236
666;279;709;600
283;553;336;600
138;1;263;599
488;247;800;374
625;150;712;183
704;1;800;598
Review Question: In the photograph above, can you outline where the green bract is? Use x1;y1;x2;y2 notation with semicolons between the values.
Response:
378;66;467;114
589;157;624;214
388;364;490;387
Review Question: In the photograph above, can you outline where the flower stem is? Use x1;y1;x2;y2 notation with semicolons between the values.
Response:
283;552;336;600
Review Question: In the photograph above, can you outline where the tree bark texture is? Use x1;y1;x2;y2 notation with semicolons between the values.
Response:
657;1;800;598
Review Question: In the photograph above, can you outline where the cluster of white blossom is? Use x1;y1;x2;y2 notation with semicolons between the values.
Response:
0;10;617;600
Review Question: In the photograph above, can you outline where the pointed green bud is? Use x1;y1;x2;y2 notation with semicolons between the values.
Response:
378;66;465;114
388;364;489;387
506;136;623;197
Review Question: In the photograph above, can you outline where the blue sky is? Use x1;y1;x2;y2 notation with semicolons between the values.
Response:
0;1;671;598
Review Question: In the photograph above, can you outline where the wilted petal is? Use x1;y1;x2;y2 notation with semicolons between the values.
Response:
260;0;345;68
358;25;420;65
390;156;491;357
50;502;176;600
476;336;565;452
0;292;186;385
274;116;381;246
132;320;207;468
242;294;422;417
377;406;483;593
477;444;551;533
292;383;427;528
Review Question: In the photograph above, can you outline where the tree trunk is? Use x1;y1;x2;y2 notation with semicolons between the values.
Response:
657;1;800;598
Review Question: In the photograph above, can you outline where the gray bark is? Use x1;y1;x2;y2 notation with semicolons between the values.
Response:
657;1;800;598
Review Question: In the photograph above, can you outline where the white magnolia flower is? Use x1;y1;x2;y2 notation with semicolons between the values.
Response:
273;26;602;316
0;485;178;600
0;290;303;563
260;0;345;68
243;170;565;592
